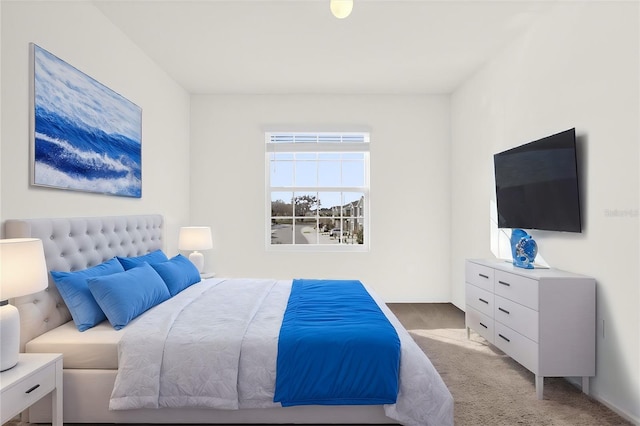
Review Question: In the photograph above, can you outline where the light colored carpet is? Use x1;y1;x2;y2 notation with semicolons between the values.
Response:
410;326;631;425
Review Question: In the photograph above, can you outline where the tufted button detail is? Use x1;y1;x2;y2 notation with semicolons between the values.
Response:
45;288;50;292
44;318;49;323
33;299;38;304
69;233;72;237
56;303;62;308
60;253;64;257
50;235;54;240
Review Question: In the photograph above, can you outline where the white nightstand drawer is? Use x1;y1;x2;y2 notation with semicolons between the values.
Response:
494;270;538;310
465;283;494;317
1;362;56;422
495;295;539;342
494;322;538;374
465;261;494;292
0;353;62;426
466;306;494;344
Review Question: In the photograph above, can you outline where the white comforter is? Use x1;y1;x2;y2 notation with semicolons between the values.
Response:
110;278;453;426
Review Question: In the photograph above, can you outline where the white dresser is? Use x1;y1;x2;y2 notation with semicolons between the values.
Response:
465;259;595;399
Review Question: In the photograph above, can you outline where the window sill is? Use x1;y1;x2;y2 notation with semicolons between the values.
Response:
267;244;369;253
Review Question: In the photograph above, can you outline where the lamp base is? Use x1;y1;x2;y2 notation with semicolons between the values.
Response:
0;302;20;371
188;251;205;274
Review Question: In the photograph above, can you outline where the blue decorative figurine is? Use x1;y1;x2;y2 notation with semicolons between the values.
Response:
510;229;537;269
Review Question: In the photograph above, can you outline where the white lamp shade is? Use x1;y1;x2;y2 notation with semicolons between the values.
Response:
0;238;48;301
0;238;48;371
330;0;353;19
178;227;213;251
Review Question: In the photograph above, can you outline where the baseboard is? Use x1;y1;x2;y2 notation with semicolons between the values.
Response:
566;377;639;425
589;390;640;425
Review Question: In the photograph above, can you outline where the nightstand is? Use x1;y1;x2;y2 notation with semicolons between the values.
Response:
0;353;62;426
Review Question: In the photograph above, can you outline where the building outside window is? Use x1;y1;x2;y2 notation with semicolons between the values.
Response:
265;131;370;251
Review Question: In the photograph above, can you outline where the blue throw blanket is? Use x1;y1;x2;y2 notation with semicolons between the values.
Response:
274;279;401;407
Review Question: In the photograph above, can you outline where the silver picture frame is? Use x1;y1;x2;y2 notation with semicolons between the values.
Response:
30;43;142;198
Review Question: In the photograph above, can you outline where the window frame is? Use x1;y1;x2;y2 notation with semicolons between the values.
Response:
265;131;370;252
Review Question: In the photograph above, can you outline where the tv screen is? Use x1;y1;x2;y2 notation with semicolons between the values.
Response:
494;128;582;233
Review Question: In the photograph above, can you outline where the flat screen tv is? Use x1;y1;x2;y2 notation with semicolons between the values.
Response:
494;128;582;233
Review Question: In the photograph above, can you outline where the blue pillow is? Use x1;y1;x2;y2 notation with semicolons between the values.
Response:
117;249;168;270
87;263;171;330
51;258;124;332
150;254;201;296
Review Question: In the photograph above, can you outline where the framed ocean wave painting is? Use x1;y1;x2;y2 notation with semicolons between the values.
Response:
30;43;142;198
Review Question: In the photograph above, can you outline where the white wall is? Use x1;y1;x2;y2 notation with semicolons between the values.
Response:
0;1;3;221
0;1;192;252
190;95;451;302
450;2;639;422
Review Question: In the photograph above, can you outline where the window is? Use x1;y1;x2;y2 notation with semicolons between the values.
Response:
266;132;370;251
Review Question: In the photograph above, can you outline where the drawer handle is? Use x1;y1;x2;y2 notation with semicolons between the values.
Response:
25;384;40;394
498;334;511;342
498;307;510;315
479;322;488;329
498;280;511;287
478;298;489;304
478;273;489;279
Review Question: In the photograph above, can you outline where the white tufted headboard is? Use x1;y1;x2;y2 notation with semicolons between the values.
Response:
4;214;164;350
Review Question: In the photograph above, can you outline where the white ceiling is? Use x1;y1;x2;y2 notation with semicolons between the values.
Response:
93;0;553;95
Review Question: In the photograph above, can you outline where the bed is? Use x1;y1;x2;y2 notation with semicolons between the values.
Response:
5;214;453;425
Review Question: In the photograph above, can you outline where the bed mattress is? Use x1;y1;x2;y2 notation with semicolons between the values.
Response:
26;320;122;369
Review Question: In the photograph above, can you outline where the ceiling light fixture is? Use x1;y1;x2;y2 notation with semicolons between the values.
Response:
330;0;353;19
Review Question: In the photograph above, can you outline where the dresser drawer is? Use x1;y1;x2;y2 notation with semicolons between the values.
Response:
494;270;538;310
465;261;494;292
494;322;538;374
1;362;56;419
494;295;539;342
465;283;494;317
466;306;494;344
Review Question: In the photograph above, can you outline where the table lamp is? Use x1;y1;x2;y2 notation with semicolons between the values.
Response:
0;238;48;371
178;226;212;274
